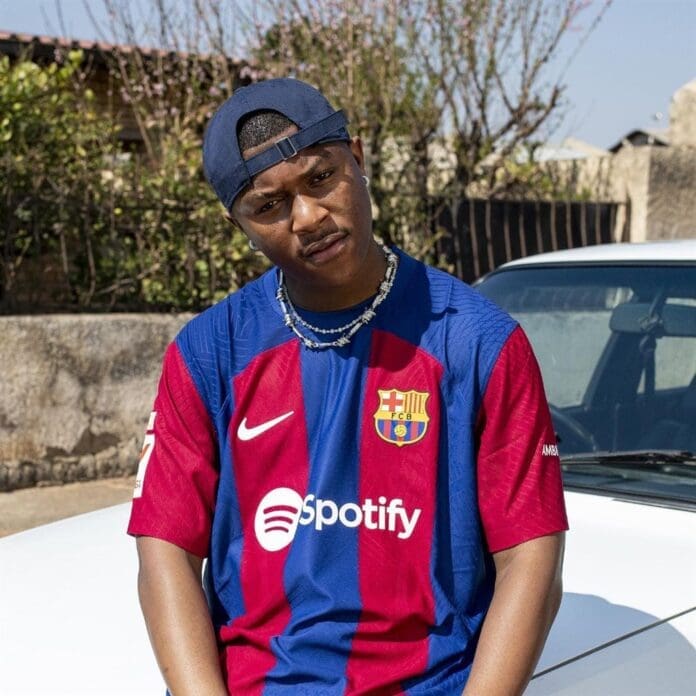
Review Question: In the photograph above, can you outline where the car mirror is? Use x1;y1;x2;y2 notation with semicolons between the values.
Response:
610;302;696;337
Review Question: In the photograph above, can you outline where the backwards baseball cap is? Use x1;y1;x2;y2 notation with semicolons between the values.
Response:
202;78;350;210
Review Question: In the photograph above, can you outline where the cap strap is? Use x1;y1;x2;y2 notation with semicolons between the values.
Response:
274;137;298;160
244;110;349;178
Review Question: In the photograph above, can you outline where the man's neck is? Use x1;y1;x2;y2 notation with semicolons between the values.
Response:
284;241;388;312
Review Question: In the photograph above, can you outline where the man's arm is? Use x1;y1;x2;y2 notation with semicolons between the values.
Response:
136;536;228;696
462;532;565;696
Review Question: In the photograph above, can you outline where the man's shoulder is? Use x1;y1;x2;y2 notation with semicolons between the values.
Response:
395;251;517;375
398;250;514;330
170;269;281;382
178;269;276;342
168;269;280;413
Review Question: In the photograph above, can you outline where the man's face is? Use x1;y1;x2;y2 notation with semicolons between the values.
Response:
231;131;374;298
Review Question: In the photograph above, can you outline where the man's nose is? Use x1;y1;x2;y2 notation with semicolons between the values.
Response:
291;194;328;235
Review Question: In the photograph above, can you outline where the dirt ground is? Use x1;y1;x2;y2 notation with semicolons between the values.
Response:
0;476;136;537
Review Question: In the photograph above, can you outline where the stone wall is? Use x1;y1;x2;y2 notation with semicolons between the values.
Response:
0;314;191;491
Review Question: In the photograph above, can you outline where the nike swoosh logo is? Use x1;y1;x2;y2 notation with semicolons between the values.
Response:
237;411;294;441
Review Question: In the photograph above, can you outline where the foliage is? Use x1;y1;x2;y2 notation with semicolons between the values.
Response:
245;0;611;257
1;0;611;312
0;45;265;313
0;50;114;311
94;0;267;310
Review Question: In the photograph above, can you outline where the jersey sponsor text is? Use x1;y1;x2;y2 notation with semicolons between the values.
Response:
254;487;422;551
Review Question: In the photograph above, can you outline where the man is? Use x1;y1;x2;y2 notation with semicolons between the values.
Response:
128;78;567;695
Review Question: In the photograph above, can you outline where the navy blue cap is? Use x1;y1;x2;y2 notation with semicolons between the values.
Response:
203;78;350;210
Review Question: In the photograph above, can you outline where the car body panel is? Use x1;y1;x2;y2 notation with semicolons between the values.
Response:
536;491;696;674
528;610;696;695
0;504;162;695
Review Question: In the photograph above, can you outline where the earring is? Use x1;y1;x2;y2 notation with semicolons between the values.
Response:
248;239;258;251
362;175;370;187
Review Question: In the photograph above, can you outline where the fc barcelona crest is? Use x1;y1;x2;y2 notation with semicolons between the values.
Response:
374;389;430;447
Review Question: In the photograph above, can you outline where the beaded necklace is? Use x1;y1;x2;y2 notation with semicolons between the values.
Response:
275;242;398;350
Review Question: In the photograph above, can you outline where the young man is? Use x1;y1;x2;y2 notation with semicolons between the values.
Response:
128;78;567;696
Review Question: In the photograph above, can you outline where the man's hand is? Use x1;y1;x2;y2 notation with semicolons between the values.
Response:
136;536;228;696
462;532;565;696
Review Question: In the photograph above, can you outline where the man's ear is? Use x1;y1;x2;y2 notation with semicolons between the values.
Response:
224;210;240;229
348;136;365;173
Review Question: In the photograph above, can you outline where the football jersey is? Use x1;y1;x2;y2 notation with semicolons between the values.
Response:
128;248;568;695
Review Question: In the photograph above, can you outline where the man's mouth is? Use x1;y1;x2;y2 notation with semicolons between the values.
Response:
301;231;349;260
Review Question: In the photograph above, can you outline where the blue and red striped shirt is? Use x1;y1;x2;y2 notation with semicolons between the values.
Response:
128;248;567;694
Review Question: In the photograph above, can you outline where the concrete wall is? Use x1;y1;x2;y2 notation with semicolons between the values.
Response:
606;147;653;242
605;78;696;240
646;146;696;240
670;80;696;147
555;143;696;243
0;314;191;491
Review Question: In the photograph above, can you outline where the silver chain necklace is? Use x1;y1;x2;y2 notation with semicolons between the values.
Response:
275;242;398;350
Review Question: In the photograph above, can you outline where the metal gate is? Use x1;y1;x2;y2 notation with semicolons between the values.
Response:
432;198;630;283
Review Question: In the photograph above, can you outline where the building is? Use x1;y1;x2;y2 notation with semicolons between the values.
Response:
0;30;252;150
538;79;696;242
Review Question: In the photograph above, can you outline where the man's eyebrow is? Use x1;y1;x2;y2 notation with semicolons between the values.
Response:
244;189;282;202
301;154;333;179
242;151;336;203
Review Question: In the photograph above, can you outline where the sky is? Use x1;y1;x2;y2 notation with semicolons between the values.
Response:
1;0;695;149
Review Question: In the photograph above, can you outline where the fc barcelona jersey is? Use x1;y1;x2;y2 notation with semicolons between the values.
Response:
128;248;567;695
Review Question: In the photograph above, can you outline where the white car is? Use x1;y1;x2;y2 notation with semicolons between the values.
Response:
477;240;696;695
1;241;695;695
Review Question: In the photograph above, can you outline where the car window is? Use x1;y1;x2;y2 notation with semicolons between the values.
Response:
486;284;633;408
512;309;610;407
477;262;696;505
638;299;696;392
637;336;696;392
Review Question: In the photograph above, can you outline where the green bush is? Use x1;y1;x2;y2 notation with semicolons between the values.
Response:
0;51;266;313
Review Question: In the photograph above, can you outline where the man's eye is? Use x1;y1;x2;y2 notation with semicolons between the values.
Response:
257;200;278;214
313;170;333;184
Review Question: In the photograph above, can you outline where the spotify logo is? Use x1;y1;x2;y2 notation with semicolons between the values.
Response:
254;487;304;551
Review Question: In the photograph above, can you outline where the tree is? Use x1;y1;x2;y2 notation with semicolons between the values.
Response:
245;0;611;253
407;0;612;197
0;0;608;312
93;0;610;270
246;0;442;255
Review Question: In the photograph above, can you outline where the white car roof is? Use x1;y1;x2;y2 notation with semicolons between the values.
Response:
501;239;696;267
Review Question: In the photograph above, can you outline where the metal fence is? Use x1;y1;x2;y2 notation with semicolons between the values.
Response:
431;198;630;283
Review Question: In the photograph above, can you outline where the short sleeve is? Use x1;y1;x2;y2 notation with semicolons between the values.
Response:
127;342;219;558
476;326;568;553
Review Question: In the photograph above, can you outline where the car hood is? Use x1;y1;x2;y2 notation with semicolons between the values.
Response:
0;503;163;695
534;490;696;677
1;493;695;694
